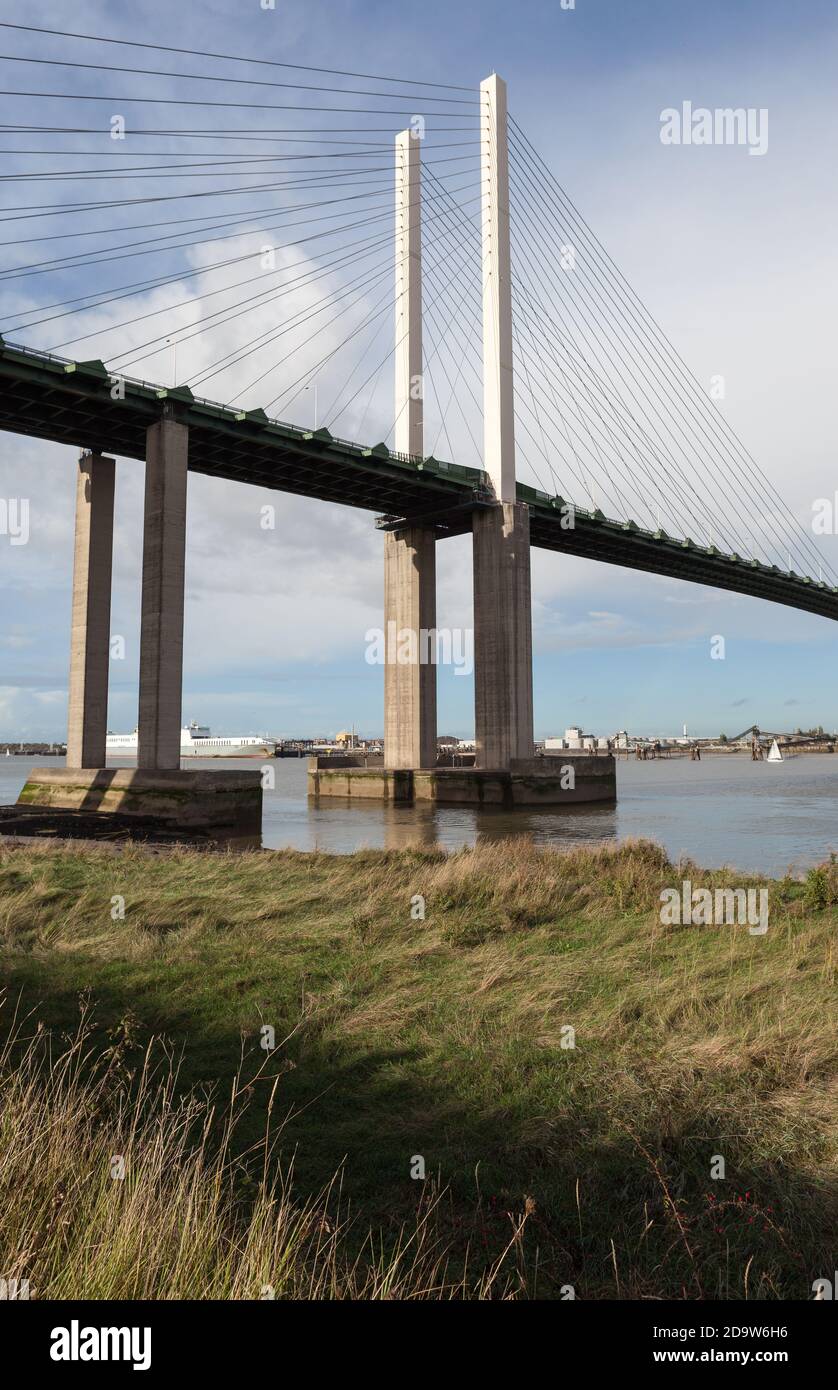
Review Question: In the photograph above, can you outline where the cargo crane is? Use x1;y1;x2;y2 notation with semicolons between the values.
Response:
725;724;835;753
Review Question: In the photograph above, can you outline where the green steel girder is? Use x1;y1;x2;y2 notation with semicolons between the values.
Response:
2;339;837;622
0;339;484;516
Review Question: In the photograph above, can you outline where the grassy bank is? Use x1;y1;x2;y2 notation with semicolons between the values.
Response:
0;837;836;1299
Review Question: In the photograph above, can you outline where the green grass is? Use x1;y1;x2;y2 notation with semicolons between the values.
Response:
0;836;836;1299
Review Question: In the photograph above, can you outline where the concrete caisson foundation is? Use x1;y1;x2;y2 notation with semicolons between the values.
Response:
309;755;615;807
18;767;263;837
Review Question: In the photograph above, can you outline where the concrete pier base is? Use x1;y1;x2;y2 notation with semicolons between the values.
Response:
308;755;615;807
18;767;263;839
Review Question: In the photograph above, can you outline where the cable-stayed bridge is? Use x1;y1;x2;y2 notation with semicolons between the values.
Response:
1;21;834;799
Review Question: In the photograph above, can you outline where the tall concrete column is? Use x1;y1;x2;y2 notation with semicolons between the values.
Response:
473;74;534;768
66;451;115;768
473;502;533;767
384;128;437;770
137;414;188;770
384;526;437;769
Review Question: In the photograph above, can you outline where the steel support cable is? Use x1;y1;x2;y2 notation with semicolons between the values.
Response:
512;285;726;537
420;318;459;467
0;21;475;91
0;143;478;181
508;282;562;498
2;175;479;281
509;117;816;567
11;212;402;334
0;166;475;257
48;188;484;361
507;159;752;559
512;387;589;506
0;192;394;249
511;160;808;575
0;52;480;105
181;192;483;390
0;123;479;137
206;230;459;407
264;286;397;416
315;231;477;431
138;254;398;386
426;315;484;464
411;171;487;458
185;256;398;394
44;224;399;354
0;156;479;220
508;152;776;566
514;316;613;511
507;279;595;508
510;199;766;565
511;262;684;524
12;189;479;333
312;236;486;430
321;298;398;434
511;334;656;523
415;237;487;469
509;243;649;516
511;306;649;519
422;166;628;503
505;226;670;522
0;139;456;153
0;187;402;279
425;160;530;469
421;284;484;462
404;243;485;466
113;194;483;375
510;249;718;538
509;121;832;582
0;89;480;116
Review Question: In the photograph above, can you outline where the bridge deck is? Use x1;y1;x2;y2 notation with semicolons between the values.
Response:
3;338;837;621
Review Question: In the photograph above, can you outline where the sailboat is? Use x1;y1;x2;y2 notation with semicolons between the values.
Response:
766;739;783;762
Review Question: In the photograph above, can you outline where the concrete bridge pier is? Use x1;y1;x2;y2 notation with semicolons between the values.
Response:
312;76;608;808
66;450;115;768
384;524;437;769
20;413;262;840
472;501;533;768
137;412;189;770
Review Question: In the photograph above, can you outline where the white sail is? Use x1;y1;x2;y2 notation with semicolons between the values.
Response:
766;739;783;762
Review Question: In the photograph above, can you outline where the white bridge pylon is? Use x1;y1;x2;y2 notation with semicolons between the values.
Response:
383;75;534;773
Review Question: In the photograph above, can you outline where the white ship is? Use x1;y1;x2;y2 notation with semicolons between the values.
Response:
106;721;277;759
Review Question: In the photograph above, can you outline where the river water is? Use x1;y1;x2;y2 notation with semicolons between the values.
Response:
3;752;838;876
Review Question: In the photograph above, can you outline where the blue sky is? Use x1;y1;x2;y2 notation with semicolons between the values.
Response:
1;0;838;741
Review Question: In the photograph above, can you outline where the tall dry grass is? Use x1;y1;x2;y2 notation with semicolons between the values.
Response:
0;1001;528;1300
1;837;836;1299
